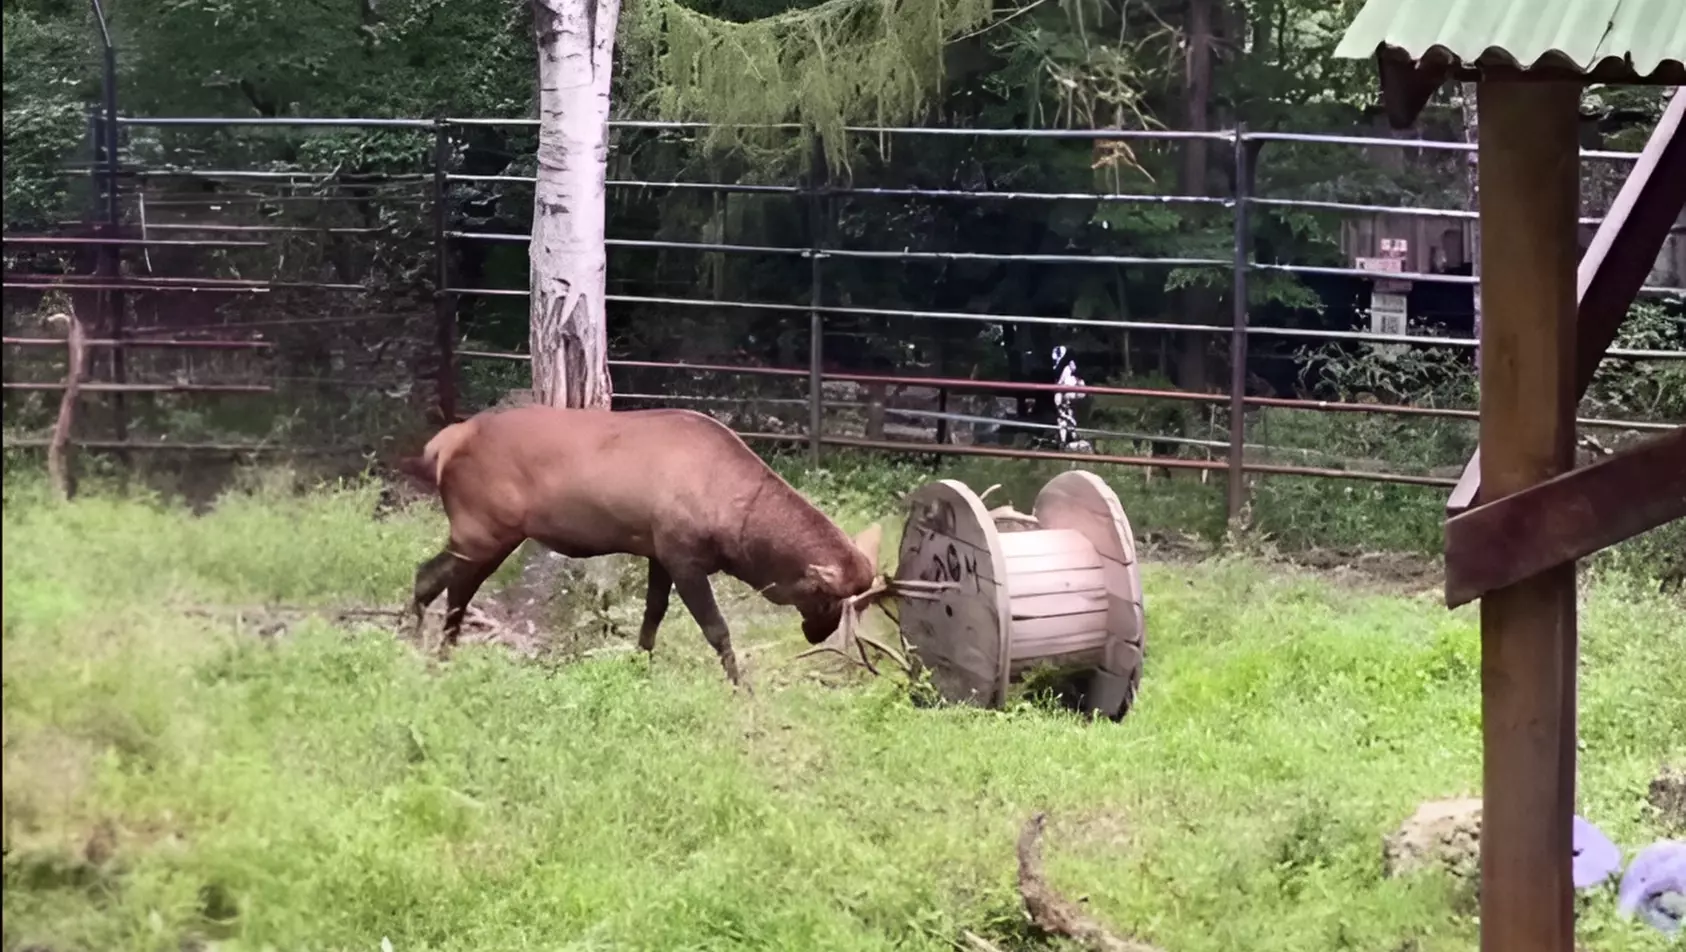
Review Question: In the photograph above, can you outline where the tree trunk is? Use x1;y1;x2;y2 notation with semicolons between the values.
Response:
530;0;620;409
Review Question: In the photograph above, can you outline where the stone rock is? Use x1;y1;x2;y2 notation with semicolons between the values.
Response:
1383;797;1483;881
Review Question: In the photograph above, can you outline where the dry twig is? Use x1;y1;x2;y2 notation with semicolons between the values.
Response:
1016;812;1164;952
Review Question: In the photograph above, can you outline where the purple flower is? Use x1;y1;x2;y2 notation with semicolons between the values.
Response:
1617;840;1686;936
1572;815;1623;890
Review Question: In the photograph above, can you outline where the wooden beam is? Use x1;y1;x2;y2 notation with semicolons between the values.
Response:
1447;88;1686;514
1474;80;1581;952
1445;427;1686;607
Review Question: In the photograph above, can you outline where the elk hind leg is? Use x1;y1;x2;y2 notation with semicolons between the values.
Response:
411;550;461;643
439;544;517;658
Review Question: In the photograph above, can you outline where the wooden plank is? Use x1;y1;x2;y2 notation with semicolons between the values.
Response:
1474;80;1581;952
1446;427;1686;607
998;528;1098;560
1448;88;1686;515
1006;566;1106;598
1010;591;1109;620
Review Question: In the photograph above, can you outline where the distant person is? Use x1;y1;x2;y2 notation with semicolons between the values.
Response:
1051;346;1093;453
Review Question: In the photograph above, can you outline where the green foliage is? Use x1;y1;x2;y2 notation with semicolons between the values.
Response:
4;474;1683;951
620;0;996;168
2;3;95;228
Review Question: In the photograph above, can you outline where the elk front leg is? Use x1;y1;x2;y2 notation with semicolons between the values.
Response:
670;569;744;688
638;558;673;653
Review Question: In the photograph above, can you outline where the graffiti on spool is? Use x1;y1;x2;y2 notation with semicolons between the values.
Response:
918;540;979;589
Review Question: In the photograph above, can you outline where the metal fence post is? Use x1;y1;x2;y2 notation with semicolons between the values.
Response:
1226;125;1251;526
91;0;128;455
806;132;828;467
432;119;458;423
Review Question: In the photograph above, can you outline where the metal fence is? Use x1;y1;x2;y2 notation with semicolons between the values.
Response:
5;108;1683;519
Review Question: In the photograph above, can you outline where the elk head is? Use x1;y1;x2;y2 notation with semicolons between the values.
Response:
794;522;953;674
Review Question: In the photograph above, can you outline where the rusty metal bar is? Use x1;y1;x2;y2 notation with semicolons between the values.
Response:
2;438;361;454
4;382;273;394
124;313;414;335
6;275;365;293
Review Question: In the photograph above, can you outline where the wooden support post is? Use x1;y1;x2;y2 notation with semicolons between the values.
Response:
1475;81;1580;952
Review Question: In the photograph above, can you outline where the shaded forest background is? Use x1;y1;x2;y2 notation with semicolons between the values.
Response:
4;0;1683;547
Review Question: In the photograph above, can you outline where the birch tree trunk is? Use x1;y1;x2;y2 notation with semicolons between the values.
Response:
530;0;621;409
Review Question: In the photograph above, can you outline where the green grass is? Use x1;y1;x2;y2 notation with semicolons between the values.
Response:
3;467;1684;952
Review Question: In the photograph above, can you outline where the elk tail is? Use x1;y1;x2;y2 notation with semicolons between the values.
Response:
395;419;478;492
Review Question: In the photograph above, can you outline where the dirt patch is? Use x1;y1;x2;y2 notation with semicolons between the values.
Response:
1282;547;1442;596
1650;766;1686;835
1383;797;1482;882
463;545;645;660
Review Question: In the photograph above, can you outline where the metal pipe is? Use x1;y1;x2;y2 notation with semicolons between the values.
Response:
2;236;267;248
446;230;1233;268
91;0;128;454
3;337;272;350
102;116;1647;159
432;120;457;424
842;126;1236;142
1227;123;1251;525
130;223;388;235
760;433;1460;488
1247;196;1611;227
807;133;827;466
1244;131;1639;161
443;290;1685;358
455;351;1674;431
117;116;434;129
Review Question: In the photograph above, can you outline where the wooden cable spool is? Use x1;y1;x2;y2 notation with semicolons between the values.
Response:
894;470;1145;719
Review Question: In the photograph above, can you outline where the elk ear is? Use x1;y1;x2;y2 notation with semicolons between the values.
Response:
851;522;883;573
805;563;845;590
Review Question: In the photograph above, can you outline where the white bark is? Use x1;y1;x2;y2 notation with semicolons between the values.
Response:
530;0;621;409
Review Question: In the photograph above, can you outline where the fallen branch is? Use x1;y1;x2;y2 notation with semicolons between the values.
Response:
45;310;87;501
1016;812;1164;952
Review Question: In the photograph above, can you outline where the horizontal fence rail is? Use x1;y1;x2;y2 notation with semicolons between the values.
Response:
7;113;1683;517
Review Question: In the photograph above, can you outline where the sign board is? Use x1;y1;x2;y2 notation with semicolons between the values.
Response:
1371;292;1408;337
1379;237;1409;256
1356;256;1404;274
1370;291;1409;357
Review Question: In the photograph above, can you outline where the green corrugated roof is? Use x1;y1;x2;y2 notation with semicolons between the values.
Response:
1334;0;1686;78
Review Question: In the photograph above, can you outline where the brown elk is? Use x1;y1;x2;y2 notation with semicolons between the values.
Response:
396;405;901;684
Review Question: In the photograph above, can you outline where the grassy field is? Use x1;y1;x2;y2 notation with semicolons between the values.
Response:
3;464;1683;952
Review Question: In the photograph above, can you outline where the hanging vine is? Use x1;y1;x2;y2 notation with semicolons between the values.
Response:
617;0;999;169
